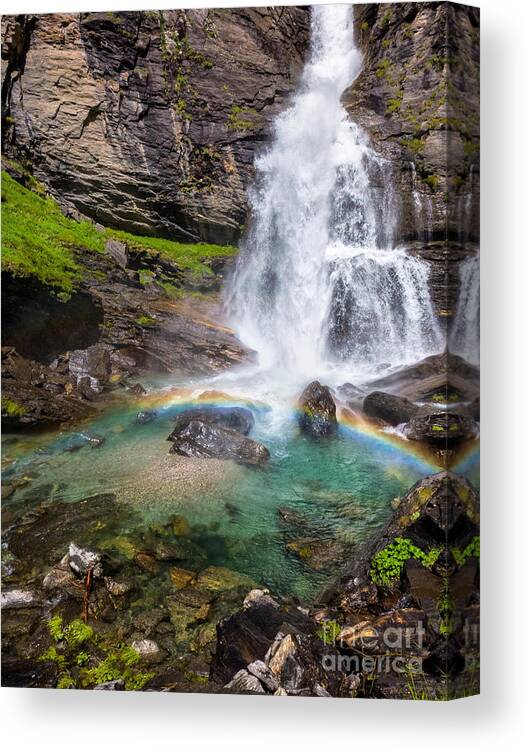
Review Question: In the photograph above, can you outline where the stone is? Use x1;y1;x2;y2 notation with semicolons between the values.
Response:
210;596;312;685
104;577;133;596
136;410;157;425
0;589;39;609
404;413;479;443
1;347;94;426
338;621;379;650
168;420;270;467
363;391;419;426
154;538;204;563
134;551;160;574
69;344;111;386
1;657;58;688
131;639;161;658
224;669;266;694
105;239;128;268
246;659;279;692
285;537;351;572
298;381;337;437
68;542;104;578
129;383;147;396
194;566;256;594
94;679;125;690
170;567;196;589
243;589;279;609
170;406;255;437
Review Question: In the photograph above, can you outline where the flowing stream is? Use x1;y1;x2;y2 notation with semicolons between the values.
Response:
227;4;443;388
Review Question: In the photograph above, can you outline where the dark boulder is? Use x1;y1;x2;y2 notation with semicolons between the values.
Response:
136;410;157;425
69;344;111;388
404;413;479;443
1;347;95;427
1;657;58;688
210;595;312;685
170;406;254;438
363;390;419;426
168;420;269;467
298;381;337;437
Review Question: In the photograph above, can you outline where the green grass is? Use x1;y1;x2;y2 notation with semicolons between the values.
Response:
1;169;238;294
1;398;28;417
1;170;104;293
105;226;237;276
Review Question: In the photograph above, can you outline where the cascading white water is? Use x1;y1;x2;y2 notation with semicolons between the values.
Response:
449;254;480;366
227;4;443;386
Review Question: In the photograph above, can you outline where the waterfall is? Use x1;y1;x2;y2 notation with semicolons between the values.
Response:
227;4;443;385
449;255;480;366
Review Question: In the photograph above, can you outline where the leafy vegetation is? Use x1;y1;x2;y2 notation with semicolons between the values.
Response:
451;536;480;567
370;537;442;586
1;398;28;417
39;615;154;690
375;58;392;79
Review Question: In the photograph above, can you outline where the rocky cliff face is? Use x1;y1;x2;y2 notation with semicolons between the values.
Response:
347;2;479;317
348;1;479;244
2;8;309;244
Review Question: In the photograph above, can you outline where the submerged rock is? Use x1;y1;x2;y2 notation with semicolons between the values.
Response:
168;420;269;467
170;406;255;437
285;537;352;572
136;410;157;425
363;390;419;426
298;381;337;437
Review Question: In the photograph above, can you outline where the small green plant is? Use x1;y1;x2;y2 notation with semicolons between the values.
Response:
431;424;445;432
135;314;157;326
404;137;424;155
380;8;393;26
386;95;403;115
375;58;391;78
1;398;28;418
437;583;454;637
451;536;480;567
382;39;391;49
227;104;256;131
370;538;442;586
463;138;479;157
39;616;154;690
360;21;369;32
316;619;342;645
424;174;439;191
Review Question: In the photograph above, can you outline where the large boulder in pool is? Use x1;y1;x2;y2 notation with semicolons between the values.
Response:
298;381;337;437
169;406;254;439
363;391;418;426
169;420;269;467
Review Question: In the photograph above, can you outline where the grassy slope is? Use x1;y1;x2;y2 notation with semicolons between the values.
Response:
1;169;237;294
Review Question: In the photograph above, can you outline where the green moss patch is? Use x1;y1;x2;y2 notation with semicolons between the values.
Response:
1;168;238;295
1;171;104;293
370;537;442;586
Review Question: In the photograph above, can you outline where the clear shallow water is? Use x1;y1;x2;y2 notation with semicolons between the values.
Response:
2;394;436;599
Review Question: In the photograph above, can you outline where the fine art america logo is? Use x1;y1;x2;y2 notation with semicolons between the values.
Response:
319;617;479;676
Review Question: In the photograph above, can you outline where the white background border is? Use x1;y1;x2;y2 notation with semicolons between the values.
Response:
1;0;527;746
